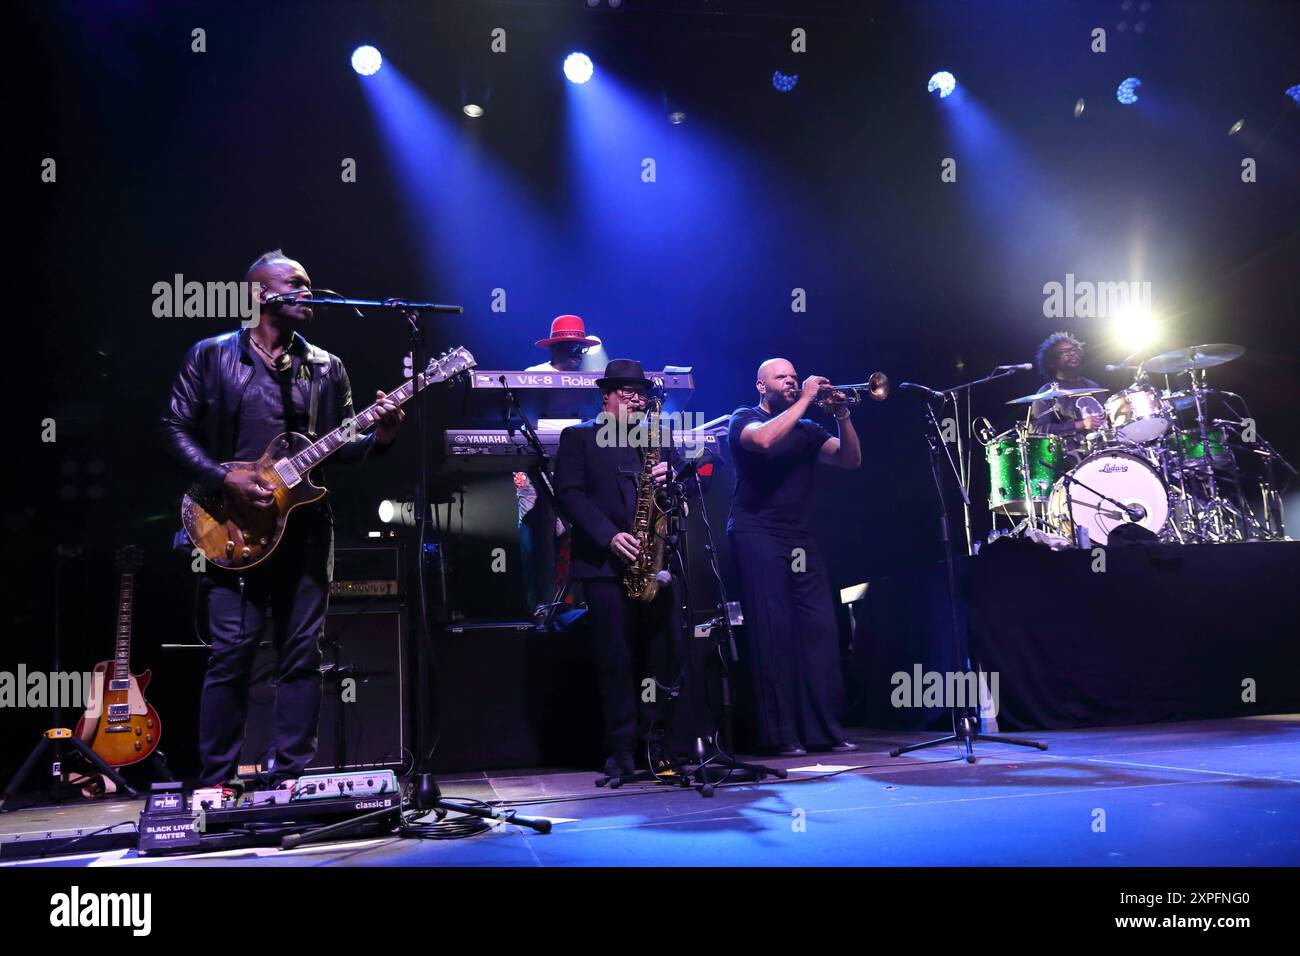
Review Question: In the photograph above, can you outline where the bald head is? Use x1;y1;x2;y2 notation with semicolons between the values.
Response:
756;357;799;410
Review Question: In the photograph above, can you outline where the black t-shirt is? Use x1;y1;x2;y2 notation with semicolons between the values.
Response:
1030;376;1103;440
234;354;312;461
726;405;832;535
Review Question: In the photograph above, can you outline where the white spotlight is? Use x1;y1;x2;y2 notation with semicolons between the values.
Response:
1111;303;1159;353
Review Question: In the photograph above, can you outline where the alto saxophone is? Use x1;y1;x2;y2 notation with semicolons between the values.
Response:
625;396;669;603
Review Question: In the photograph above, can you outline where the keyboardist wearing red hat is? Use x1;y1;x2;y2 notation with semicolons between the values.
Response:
516;315;605;626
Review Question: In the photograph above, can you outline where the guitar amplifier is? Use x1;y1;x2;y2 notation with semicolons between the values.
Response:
331;545;401;600
239;600;408;774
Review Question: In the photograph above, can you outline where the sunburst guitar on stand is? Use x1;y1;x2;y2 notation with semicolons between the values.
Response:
183;346;476;571
76;545;162;767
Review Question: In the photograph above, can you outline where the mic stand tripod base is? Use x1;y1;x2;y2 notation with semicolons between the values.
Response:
688;736;788;798
283;772;552;848
596;762;694;792
890;715;1048;765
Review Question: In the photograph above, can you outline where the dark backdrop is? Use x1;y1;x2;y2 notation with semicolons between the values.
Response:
6;0;1298;778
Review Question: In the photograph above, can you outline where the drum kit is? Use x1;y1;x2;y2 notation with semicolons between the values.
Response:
982;343;1293;547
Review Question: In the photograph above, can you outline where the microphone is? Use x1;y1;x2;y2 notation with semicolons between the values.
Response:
655;570;673;586
672;458;701;484
264;291;309;305
1106;348;1145;373
268;288;364;318
996;363;1033;371
898;382;946;401
1124;503;1147;521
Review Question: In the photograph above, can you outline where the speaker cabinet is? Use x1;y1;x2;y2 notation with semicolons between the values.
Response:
240;601;408;774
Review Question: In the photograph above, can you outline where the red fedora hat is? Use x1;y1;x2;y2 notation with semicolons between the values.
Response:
536;314;601;349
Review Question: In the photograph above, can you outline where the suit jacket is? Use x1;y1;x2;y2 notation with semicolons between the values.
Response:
554;418;697;580
554;421;642;580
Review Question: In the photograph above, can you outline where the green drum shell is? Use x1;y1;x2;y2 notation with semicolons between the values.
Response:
1170;428;1230;464
986;435;1066;512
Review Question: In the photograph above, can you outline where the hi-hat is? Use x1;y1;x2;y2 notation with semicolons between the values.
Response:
1144;343;1244;375
1007;385;1107;405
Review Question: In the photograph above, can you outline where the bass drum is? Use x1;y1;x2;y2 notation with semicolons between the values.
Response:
1046;450;1169;545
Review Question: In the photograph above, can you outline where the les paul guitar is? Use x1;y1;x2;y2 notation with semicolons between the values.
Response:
183;346;476;571
76;545;162;767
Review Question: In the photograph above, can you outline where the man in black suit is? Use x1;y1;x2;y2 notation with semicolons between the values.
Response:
553;359;683;779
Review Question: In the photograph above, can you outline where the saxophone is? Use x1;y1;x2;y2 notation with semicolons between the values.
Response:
625;395;669;603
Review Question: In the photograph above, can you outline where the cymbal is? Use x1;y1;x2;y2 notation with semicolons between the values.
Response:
1007;385;1107;405
1144;343;1244;374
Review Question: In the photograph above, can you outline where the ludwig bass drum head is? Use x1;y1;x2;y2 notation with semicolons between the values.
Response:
1051;451;1169;545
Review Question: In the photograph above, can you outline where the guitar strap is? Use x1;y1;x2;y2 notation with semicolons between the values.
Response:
307;362;322;440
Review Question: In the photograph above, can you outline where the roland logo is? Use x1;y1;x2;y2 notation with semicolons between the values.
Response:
1100;463;1129;473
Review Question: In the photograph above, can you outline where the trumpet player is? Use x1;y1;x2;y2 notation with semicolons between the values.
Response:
727;358;861;756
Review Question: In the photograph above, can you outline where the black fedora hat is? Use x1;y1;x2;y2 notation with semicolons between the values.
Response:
595;358;652;390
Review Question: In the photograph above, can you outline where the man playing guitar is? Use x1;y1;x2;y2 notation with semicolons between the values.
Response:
161;250;404;791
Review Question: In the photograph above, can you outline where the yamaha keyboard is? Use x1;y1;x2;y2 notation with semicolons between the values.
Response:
444;427;563;468
443;417;729;471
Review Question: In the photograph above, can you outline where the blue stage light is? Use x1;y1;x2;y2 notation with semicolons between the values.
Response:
927;71;956;99
1116;76;1142;105
772;70;798;93
351;45;382;77
564;53;594;85
1287;84;1300;106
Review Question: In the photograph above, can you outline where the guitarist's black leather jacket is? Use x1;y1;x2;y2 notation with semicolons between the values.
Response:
161;328;384;496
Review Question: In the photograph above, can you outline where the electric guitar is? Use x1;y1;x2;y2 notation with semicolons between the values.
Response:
183;346;476;571
76;546;162;767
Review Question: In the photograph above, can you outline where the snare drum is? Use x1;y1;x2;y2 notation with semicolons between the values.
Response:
986;434;1066;513
1105;386;1170;444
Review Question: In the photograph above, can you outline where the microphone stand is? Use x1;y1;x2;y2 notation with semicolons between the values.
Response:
890;394;1047;763
498;377;569;630
322;294;464;814
671;458;787;794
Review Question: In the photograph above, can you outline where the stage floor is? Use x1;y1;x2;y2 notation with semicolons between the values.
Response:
4;714;1298;867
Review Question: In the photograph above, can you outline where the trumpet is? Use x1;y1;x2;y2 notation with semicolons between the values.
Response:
813;372;890;407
